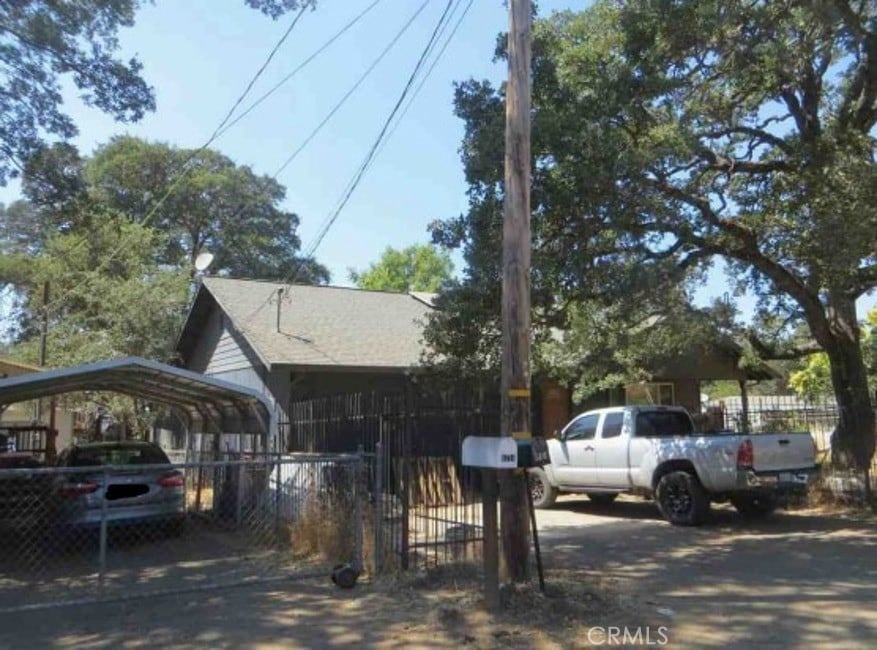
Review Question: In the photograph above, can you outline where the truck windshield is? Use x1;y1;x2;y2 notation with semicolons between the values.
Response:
635;411;694;437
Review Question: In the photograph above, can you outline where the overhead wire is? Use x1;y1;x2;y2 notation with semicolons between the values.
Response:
214;0;387;141
41;5;311;317
376;0;474;159
168;0;436;302
239;0;459;328
271;0;432;179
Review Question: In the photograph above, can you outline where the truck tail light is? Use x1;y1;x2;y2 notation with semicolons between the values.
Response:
737;439;754;470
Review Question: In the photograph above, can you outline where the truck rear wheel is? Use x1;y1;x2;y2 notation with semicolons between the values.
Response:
655;471;710;526
731;494;777;518
528;468;557;509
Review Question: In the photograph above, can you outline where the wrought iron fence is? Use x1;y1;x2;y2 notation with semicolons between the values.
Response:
284;388;499;573
0;454;363;612
704;395;877;477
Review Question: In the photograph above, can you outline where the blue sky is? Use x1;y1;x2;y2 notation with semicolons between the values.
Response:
2;0;576;280
0;0;872;322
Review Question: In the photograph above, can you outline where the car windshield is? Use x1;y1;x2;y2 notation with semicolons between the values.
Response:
635;411;694;437
66;444;170;467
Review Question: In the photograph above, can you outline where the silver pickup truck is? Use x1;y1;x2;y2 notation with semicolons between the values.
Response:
528;405;818;525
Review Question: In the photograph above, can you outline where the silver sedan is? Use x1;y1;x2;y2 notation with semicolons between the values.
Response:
54;441;185;534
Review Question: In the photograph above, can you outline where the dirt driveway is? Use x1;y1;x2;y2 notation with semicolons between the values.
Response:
537;496;877;649
0;498;874;649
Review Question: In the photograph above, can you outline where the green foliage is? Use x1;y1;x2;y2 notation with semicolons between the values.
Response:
0;0;319;186
431;0;877;468
5;212;190;437
791;309;877;400
0;1;155;185
536;296;738;403
11;213;189;365
84;136;329;282
349;244;453;293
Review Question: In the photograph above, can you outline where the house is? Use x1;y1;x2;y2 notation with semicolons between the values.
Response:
0;357;76;454
175;277;434;425
175;277;776;439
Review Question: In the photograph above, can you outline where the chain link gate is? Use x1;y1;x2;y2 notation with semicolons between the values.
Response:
0;453;364;612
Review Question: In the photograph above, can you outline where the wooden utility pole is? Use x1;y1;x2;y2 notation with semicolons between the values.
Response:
500;0;532;582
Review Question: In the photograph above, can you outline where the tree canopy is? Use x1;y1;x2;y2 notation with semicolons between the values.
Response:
349;244;453;293
2;137;329;283
429;0;877;469
0;0;316;185
1;136;327;372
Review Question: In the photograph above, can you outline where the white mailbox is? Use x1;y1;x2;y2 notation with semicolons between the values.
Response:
461;436;518;469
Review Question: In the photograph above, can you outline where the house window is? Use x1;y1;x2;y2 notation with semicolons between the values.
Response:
625;382;675;406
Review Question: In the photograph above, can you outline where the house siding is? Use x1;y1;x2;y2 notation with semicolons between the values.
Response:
186;304;273;406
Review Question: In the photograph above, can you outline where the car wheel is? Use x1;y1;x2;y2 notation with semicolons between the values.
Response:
528;468;557;509
587;493;618;506
655;471;710;526
730;494;777;518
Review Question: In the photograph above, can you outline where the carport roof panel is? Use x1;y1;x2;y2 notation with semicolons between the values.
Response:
0;356;271;434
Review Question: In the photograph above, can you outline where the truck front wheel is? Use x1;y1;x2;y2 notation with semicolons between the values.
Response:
655;471;710;526
730;494;777;518
528;468;557;509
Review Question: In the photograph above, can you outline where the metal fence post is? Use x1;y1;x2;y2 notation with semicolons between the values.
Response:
236;453;245;528
401;383;412;569
98;467;109;587
374;440;383;574
274;453;282;542
353;445;364;575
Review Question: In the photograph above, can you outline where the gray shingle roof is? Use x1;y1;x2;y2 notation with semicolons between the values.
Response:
203;277;435;369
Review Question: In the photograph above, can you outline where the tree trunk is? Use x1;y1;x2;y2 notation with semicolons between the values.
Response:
821;295;876;471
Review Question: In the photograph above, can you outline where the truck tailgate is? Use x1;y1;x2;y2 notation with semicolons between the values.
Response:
750;433;815;472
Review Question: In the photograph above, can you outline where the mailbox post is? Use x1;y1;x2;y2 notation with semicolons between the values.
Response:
462;436;549;608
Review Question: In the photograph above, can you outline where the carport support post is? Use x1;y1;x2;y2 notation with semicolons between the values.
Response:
98;468;109;586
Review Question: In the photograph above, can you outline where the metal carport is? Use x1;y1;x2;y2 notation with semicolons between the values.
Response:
0;356;272;437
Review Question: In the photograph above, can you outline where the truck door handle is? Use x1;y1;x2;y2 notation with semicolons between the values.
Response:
778;439;790;445
584;445;595;452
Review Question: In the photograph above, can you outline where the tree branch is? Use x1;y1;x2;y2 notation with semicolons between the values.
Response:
834;0;877;132
697;126;794;155
746;330;823;360
853;264;877;298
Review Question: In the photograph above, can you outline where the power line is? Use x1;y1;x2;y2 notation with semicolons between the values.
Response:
41;5;311;318
271;0;432;179
207;5;309;145
240;0;458;328
214;0;387;141
160;0;434;297
376;0;474;159
300;0;457;268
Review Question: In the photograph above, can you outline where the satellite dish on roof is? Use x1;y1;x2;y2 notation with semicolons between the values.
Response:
194;251;214;272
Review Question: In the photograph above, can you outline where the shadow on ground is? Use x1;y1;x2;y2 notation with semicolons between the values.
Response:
541;501;877;649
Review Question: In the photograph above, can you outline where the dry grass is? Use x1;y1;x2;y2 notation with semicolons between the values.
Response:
286;491;356;562
371;562;655;649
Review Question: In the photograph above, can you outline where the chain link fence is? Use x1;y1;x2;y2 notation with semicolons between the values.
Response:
0;453;364;612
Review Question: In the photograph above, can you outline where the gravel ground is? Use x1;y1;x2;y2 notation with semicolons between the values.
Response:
0;497;873;649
